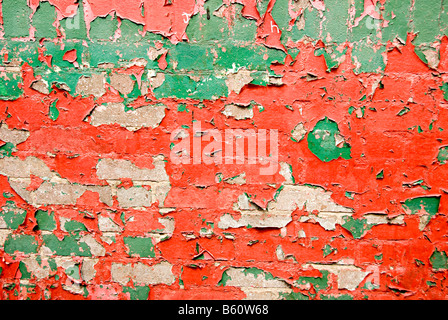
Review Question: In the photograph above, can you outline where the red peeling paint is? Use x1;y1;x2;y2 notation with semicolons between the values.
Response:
158;51;168;70
240;0;261;21
26;175;44;191
257;2;287;52
62;49;77;63
143;0;196;43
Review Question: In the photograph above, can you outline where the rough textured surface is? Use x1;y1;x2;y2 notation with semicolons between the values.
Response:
0;0;448;300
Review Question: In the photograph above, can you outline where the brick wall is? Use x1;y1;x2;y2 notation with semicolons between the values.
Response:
0;0;448;300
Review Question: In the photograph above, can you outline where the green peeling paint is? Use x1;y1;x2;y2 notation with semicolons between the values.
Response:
403;179;430;191
381;0;411;43
2;41;40;67
279;291;309;300
177;104;189;113
348;106;356;115
61;2;88;39
427;281;437;287
213;44;286;72
271;1;321;44
123;286;150;300
154;74;228;101
307;117;351;162
3;192;14;199
89;15;118;40
322;244;337;258
430;249;448;271
64;219;87;234
415;259;425;266
397;106;410;116
2;0;31;38
351;41;386;74
217;269;233;286
19;261;32;279
179;266;185;288
376;169;384;179
193;252;205;260
402;196;440;219
242;267;277;281
3;283;16;291
314;46;347;72
440;83;448;101
363;280;380;290
296;270;329;298
437;146;448;164
42;234;91;257
35;210;56;231
323;0;351;44
123;236;155;258
186;1;257;43
44;42;84;69
269;0;423;71
124;75;141;103
1;201;26;230
412;0;443;46
345;191;355;200
49;99;60;121
4;234;38;255
64;265;81;280
168;43;214;71
120;20;144;42
0;73;23;101
341;216;372;239
33;2;57;39
0;143;15;158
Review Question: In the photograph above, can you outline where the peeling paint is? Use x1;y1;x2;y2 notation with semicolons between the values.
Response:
0;0;447;301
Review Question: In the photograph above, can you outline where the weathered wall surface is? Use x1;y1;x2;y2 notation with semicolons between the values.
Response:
1;0;448;300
